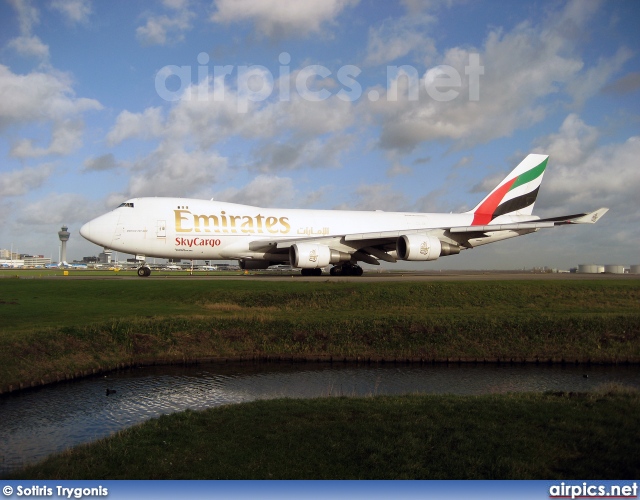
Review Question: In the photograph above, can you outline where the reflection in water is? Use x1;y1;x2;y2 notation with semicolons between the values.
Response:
1;362;639;474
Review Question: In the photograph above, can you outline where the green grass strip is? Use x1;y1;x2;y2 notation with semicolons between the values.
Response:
6;389;639;479
1;279;639;390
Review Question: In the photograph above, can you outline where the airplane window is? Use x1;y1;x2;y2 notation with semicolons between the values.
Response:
118;202;134;208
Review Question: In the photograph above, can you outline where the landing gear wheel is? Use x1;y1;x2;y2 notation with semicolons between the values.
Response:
301;268;323;277
330;264;363;276
137;266;151;277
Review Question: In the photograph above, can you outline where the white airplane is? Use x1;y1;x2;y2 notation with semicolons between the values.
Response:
80;154;608;277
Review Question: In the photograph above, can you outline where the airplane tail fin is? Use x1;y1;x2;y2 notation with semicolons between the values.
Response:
468;153;549;225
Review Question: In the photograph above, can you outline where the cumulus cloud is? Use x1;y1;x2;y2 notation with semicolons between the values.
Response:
6;0;49;60
120;144;228;198
106;67;357;176
50;0;92;24
17;192;95;225
7;0;39;35
215;175;296;207
0;65;102;157
7;35;49;59
83;153;120;172
136;10;194;46
534;116;640;220
533;113;598;165
334;183;412;212
361;0;624;153
567;47;633;107
601;72;640;95
106;107;164;146
0;164;54;197
250;134;353;173
210;0;358;39
364;11;436;66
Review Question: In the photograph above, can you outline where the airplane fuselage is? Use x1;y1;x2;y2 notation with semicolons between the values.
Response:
81;197;473;261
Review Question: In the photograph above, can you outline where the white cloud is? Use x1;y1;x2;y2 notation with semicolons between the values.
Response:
106;107;164;146
50;0;92;24
0;164;54;197
0;66;99;128
18;192;94;225
567;47;633;107
10;120;84;158
7;35;49;59
364;13;436;66
216;175;296;207
211;0;358;39
0;65;102;157
534;113;598;165
83;153;119;172
537;125;640;219
108;68;356;163
334;183;412;211
121;144;228;198
6;0;50;60
250;134;354;173
136;2;195;46
362;1;626;153
136;13;193;46
7;0;40;35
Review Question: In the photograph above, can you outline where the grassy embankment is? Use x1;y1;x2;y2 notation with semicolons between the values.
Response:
6;389;640;479
1;278;639;392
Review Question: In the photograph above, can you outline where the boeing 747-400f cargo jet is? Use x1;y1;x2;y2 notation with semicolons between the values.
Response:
80;154;608;277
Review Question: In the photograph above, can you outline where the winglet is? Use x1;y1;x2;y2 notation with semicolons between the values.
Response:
568;208;609;224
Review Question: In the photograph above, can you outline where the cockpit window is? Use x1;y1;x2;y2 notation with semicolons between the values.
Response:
118;202;134;208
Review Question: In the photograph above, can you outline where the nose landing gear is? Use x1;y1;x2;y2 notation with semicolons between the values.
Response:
137;265;151;277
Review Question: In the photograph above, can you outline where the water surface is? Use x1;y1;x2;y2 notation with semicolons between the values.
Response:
1;362;638;475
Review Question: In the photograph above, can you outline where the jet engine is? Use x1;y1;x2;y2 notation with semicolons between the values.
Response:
289;243;350;269
396;234;460;261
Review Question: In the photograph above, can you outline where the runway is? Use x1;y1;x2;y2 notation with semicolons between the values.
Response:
41;270;640;282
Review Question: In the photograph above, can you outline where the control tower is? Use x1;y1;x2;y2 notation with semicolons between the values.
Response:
58;225;70;264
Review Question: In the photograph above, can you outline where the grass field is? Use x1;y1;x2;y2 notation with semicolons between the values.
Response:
6;388;639;479
2;274;639;480
1;276;639;392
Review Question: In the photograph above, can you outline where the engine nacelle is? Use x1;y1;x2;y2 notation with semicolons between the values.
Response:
396;234;442;261
239;259;272;270
289;243;350;269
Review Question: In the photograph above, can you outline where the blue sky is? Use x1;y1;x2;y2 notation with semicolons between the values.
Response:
1;0;639;269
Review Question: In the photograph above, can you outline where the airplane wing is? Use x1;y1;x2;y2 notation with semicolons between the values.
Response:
247;208;609;266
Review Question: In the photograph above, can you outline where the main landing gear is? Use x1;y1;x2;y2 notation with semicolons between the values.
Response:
329;263;363;276
300;268;323;276
137;264;151;277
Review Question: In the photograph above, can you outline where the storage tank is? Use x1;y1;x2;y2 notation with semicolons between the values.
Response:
578;264;599;274
604;265;625;274
631;265;640;275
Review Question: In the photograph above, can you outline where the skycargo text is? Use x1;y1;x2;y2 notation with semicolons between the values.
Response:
175;237;222;248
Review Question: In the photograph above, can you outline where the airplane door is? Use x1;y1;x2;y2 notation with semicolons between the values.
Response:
112;214;125;245
157;220;166;238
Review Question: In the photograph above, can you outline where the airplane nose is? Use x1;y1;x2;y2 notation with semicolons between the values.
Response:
79;221;91;240
79;211;118;247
